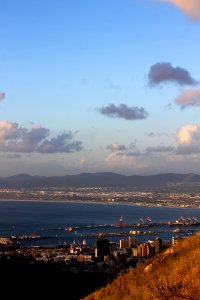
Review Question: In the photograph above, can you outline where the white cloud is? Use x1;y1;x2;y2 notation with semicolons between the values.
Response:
176;124;200;154
105;152;147;169
177;124;199;145
0;121;18;142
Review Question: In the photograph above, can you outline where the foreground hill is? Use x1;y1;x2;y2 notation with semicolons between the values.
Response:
84;233;200;300
0;172;200;188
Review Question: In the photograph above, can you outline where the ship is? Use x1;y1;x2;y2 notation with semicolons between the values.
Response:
115;216;126;227
65;227;73;232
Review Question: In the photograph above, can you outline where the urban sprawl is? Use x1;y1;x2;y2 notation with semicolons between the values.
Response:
1;186;200;208
0;186;200;281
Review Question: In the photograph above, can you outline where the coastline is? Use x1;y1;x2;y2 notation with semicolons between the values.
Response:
0;198;199;210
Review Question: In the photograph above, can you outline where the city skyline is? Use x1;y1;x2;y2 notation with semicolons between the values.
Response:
1;0;200;176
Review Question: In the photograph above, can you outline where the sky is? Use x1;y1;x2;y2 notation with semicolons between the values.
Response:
1;0;200;177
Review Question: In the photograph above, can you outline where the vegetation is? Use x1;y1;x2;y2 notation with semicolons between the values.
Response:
84;233;200;300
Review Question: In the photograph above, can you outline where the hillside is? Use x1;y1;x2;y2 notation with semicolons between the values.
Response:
0;172;200;188
84;233;200;300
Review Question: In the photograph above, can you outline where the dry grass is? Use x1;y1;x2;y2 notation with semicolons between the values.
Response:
84;232;200;300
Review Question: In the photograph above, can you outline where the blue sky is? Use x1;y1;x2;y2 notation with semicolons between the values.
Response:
1;0;200;176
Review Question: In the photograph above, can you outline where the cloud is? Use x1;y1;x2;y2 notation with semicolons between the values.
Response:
175;89;200;109
0;121;83;153
0;153;21;159
106;152;130;162
157;0;200;20
0;121;19;141
107;142;137;153
176;144;200;155
176;123;200;154
107;144;127;152
105;152;148;172
0;92;5;101
79;156;86;165
38;132;83;153
164;102;173;110
177;124;200;145
148;62;198;86
146;132;156;137
120;151;142;157
99;104;149;120
106;142;141;158
146;145;174;153
106;151;141;161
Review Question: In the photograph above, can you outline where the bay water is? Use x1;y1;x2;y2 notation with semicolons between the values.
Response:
0;200;200;247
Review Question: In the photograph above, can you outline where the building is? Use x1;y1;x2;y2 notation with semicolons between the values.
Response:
154;237;162;253
119;237;136;249
128;237;137;248
95;238;110;260
138;242;154;258
131;247;138;257
119;239;129;249
172;236;183;246
110;242;117;252
138;243;148;258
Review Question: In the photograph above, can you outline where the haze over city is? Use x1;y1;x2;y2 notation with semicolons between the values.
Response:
1;0;200;177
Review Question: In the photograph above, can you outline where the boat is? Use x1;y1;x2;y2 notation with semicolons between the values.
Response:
65;227;73;232
115;216;126;227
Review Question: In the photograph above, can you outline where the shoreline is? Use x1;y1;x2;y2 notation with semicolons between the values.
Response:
0;198;199;210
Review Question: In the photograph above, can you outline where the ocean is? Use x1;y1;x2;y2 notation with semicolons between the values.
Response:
0;200;200;247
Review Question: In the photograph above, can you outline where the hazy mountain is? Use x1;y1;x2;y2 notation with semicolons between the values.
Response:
0;172;200;188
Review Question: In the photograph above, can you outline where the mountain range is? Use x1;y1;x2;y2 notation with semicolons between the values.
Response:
0;172;200;188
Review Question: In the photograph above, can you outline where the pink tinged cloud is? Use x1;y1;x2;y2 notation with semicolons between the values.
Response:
79;156;86;165
158;0;200;20
107;144;127;152
177;124;199;145
0;121;18;142
105;152;148;170
176;124;200;155
0;121;83;153
0;121;49;152
0;92;5;101
175;89;200;109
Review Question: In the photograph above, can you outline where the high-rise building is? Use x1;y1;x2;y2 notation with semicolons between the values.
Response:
131;247;138;257
138;243;148;258
154;237;162;253
110;242;117;252
172;236;183;246
138;242;153;258
119;237;136;249
146;243;154;257
96;238;110;260
119;239;129;249
128;237;136;248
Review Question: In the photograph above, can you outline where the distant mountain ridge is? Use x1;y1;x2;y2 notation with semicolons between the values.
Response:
0;172;200;188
